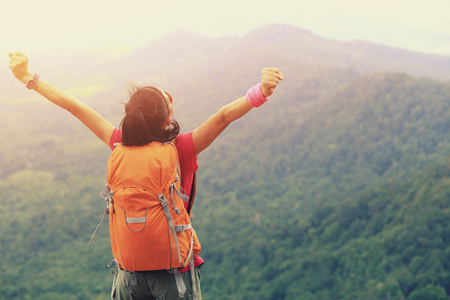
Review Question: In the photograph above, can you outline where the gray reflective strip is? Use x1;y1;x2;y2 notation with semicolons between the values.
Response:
174;223;192;232
126;217;146;224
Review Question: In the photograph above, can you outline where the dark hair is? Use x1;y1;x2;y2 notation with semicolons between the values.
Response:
120;85;180;146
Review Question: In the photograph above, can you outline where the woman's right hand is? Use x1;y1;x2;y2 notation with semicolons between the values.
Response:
8;51;34;83
261;67;283;98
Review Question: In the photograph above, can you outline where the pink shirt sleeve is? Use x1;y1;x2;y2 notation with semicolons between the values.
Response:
109;128;122;151
174;132;199;195
174;132;198;174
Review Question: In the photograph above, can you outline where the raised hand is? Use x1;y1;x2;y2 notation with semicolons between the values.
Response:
8;51;33;83
261;67;283;98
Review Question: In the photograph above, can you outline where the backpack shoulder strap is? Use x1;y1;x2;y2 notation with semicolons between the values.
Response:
186;172;197;216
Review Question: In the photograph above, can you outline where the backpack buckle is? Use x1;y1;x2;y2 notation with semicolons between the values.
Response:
158;194;169;207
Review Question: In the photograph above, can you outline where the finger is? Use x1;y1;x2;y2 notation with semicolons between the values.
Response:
268;70;283;81
263;69;283;81
8;60;17;67
277;71;284;80
263;67;279;73
8;52;14;58
262;81;278;90
263;76;280;85
264;77;282;89
14;51;26;58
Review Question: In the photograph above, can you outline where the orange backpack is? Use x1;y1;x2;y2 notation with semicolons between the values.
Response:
104;142;197;272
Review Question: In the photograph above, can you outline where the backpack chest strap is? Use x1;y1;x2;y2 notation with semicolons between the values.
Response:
174;223;191;232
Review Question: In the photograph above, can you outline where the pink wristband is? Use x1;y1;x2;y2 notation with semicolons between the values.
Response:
245;83;269;108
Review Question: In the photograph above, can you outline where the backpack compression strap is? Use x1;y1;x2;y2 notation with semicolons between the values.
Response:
169;268;187;298
158;193;191;265
168;161;190;215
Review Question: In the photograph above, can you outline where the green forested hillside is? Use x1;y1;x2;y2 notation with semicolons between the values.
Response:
0;173;111;300
193;72;450;299
1;25;450;299
195;72;450;210
198;158;450;300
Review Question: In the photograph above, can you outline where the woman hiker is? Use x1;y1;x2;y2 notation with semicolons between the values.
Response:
8;51;283;300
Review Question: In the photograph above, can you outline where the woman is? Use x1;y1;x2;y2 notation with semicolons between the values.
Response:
8;51;283;300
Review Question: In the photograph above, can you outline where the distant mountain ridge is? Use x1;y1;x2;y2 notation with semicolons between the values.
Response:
100;23;450;85
2;23;449;95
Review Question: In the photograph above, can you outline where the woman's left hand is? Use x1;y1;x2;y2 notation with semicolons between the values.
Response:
8;51;33;83
261;67;283;98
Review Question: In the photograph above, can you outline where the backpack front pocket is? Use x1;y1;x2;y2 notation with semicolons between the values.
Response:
124;209;148;232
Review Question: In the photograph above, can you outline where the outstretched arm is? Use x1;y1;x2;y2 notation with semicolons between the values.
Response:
192;67;283;155
8;51;115;145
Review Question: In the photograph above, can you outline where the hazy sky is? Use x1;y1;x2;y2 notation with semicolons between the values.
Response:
1;0;449;59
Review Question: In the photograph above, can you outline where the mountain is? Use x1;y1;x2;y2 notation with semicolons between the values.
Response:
3;23;449;101
96;23;450;85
